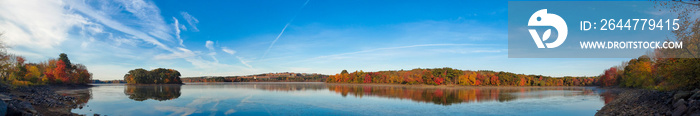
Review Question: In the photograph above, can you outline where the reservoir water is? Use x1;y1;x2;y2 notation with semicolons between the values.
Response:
66;82;614;116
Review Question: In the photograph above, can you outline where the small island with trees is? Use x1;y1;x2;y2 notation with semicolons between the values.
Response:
123;68;183;84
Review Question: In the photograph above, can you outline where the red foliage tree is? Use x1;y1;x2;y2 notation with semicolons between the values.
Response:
434;77;444;85
54;60;68;84
363;74;372;83
475;73;484;86
599;67;618;86
490;74;499;85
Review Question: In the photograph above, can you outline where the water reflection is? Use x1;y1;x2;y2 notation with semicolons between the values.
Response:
238;82;326;91
199;83;607;106
71;83;623;115
119;83;614;106
124;84;182;101
599;90;620;104
217;83;606;106
327;84;600;105
54;88;92;111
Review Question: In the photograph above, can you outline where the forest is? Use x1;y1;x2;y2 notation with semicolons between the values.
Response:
181;73;327;82
325;68;597;86
123;68;183;84
598;2;700;91
0;52;92;86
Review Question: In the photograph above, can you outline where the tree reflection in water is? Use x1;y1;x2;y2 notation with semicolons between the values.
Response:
118;82;615;106
124;84;182;101
225;83;610;106
326;84;600;106
55;87;92;111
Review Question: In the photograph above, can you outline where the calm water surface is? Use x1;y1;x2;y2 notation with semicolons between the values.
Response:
66;82;615;116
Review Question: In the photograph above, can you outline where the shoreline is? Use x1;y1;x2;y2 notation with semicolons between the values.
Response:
595;87;700;116
0;83;92;116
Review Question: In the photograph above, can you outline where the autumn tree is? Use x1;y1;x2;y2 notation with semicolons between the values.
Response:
124;68;182;84
53;60;68;84
599;67;619;87
619;56;654;88
650;1;700;90
59;53;72;70
326;68;595;86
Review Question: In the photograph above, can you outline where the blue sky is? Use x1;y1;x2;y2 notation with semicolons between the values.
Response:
0;0;634;80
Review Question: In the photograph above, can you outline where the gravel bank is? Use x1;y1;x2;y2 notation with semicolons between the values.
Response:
596;88;700;116
0;83;92;116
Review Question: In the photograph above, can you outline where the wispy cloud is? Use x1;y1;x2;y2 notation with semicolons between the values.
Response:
222;47;236;55
153;48;197;60
181;12;199;32
263;23;289;59
66;0;174;52
225;109;237;115
236;56;253;68
262;0;311;59
204;40;218;62
116;0;173;42
173;17;184;46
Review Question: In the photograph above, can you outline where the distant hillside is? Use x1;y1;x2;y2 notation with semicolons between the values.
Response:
326;67;597;86
181;72;328;82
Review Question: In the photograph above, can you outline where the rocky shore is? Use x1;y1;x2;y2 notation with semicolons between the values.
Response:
0;83;91;116
596;88;700;116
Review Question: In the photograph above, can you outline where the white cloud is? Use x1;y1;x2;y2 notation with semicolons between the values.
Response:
222;47;236;55
205;40;214;51
225;109;237;115
204;40;217;62
116;0;173;42
181;12;199;32
65;0;174;52
0;0;87;49
110;34;138;46
0;0;249;79
180;24;187;31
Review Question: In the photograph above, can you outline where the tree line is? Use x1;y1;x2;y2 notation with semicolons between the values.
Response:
0;33;93;86
124;68;182;84
181;74;327;82
0;52;92;85
326;68;597;86
598;2;700;91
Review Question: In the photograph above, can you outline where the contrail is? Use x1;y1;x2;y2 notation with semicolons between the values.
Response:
262;0;310;59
